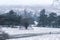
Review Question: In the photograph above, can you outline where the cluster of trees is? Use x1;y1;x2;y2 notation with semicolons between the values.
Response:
0;10;34;29
0;10;21;27
0;9;60;29
38;9;60;28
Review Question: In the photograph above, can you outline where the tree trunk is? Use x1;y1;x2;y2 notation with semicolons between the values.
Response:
25;26;28;29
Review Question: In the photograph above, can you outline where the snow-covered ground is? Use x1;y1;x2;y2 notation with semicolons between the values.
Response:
1;27;60;40
2;27;60;35
7;34;60;40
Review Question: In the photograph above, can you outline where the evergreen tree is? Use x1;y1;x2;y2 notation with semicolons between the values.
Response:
0;10;22;27
38;9;48;27
56;15;60;27
47;12;57;27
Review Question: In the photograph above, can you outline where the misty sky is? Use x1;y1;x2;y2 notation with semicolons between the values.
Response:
0;0;53;6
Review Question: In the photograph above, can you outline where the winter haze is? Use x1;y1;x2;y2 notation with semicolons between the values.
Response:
0;0;60;15
0;0;52;6
0;0;60;40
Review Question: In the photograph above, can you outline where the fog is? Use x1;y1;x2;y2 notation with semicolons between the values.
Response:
0;0;52;6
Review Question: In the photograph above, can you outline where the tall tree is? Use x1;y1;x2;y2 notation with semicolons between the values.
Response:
48;12;57;27
56;15;60;27
7;10;22;27
20;9;34;29
38;9;48;27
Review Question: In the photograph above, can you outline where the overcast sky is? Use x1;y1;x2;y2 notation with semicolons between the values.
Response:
0;0;53;6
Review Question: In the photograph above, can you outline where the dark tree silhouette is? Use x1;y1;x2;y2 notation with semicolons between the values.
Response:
0;10;22;27
38;9;48;27
48;12;57;27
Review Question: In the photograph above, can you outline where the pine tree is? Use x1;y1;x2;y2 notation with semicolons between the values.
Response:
38;9;48;27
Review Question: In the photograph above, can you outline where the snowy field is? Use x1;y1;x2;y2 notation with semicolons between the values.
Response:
7;34;60;40
1;27;60;40
2;27;60;35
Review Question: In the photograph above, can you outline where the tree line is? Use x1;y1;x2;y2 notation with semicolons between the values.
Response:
38;9;60;28
0;9;60;29
0;10;34;29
